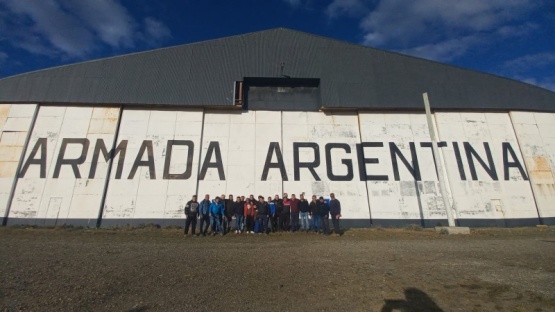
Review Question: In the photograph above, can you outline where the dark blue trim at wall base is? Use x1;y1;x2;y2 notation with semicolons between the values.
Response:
6;218;97;228
2;217;551;228
455;218;540;227
540;217;555;226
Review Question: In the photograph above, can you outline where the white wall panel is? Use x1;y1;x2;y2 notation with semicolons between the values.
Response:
281;111;370;220
8;106;119;226
511;112;555;220
0;104;37;220
359;113;451;223
103;109;203;222
436;112;537;222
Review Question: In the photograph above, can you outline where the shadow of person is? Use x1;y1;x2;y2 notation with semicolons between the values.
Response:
381;288;443;312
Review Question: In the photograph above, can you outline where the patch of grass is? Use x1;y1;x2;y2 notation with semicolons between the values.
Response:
404;224;423;231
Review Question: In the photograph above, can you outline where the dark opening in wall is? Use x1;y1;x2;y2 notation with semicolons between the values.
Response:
242;77;320;111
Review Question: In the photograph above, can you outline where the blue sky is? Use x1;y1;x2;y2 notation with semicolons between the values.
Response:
0;0;554;91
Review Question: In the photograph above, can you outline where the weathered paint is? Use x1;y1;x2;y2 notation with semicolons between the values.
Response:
0;104;37;222
8;106;119;226
510;112;555;223
2;107;552;227
436;113;537;223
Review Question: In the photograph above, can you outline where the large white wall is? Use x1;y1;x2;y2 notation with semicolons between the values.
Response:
358;113;452;226
435;113;537;226
510;112;555;222
102;109;203;225
2;105;552;227
9;106;119;226
0;104;36;222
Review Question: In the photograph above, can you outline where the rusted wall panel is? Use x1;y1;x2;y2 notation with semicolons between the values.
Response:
102;109;203;223
0;104;37;220
436;112;537;221
510;112;555;221
8;106;119;226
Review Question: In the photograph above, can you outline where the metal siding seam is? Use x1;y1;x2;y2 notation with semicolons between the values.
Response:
194;109;206;197
96;106;124;228
508;111;543;225
357;112;373;225
2;104;40;226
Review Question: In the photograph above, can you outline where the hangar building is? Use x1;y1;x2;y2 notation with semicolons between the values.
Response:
0;28;554;227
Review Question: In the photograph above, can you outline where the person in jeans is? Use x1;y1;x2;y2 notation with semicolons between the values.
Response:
198;194;211;236
223;194;234;234
257;196;270;235
209;197;225;235
319;196;331;235
272;195;283;232
184;195;199;236
233;196;244;234
289;194;300;232
309;195;320;233
329;193;342;236
298;194;310;232
268;196;276;232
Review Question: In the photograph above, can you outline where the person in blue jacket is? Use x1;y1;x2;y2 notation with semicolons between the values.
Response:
209;197;225;235
198;194;211;236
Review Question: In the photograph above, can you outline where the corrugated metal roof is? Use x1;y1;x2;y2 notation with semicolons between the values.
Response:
0;28;554;111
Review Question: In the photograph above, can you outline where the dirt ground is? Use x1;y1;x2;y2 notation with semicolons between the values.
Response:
0;225;554;312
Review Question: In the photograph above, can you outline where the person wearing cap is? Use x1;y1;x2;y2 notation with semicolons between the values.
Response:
319;196;331;235
329;193;342;236
184;195;199;236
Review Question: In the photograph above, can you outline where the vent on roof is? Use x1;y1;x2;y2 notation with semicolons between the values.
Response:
242;77;320;111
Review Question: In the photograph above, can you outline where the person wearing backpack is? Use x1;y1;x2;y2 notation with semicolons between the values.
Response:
184;195;199;236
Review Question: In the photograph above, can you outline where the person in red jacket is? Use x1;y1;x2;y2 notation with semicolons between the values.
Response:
244;199;256;234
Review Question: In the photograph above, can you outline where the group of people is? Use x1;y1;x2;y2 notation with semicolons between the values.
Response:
183;193;342;237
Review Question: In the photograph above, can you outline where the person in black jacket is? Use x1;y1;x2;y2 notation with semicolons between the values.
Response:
257;196;270;235
309;195;320;233
223;194;234;234
184;195;199;236
233;196;244;233
329;193;342;236
299;194;310;232
272;195;282;232
319;196;331;235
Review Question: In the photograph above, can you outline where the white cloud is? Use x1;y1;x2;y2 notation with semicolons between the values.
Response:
326;0;368;18
399;35;482;62
283;0;302;7
503;52;555;73
0;51;7;63
323;0;538;62
0;0;171;59
143;17;172;44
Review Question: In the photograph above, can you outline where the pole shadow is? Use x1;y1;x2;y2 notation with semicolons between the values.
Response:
381;287;443;312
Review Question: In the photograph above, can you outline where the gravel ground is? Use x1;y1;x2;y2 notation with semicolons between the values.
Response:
1;226;554;312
